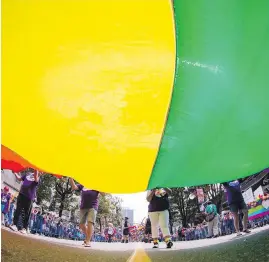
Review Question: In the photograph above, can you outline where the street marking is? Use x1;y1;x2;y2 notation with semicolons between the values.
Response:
127;244;151;262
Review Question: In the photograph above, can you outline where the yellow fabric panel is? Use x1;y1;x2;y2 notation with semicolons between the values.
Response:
2;0;175;193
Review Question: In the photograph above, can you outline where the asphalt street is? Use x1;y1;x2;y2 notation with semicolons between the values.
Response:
1;226;269;262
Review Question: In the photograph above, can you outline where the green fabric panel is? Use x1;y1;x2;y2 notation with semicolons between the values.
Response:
148;0;269;189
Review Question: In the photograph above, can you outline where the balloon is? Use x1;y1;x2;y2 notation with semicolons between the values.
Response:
2;0;269;193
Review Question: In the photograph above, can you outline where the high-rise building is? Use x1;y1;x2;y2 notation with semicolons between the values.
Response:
121;207;134;225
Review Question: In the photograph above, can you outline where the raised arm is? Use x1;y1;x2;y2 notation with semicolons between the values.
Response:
13;172;23;181
70;178;79;191
34;170;43;183
146;190;155;202
164;188;172;195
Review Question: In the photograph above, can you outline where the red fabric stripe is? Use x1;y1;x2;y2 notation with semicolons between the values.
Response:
1;145;62;178
1;159;27;172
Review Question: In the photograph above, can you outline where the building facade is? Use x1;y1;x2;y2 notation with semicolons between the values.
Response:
1;169;21;196
240;168;269;193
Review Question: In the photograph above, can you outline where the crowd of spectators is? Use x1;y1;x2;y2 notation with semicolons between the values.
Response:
1;188;16;227
2;187;269;243
29;211;85;241
176;212;269;241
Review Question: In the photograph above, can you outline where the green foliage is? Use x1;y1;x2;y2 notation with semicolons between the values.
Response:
169;188;199;227
95;194;123;232
169;184;224;227
36;175;78;217
36;174;57;205
97;195;110;216
54;177;77;217
36;175;123;225
203;184;224;213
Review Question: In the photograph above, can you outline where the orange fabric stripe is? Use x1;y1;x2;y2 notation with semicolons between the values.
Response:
1;145;61;178
2;145;34;170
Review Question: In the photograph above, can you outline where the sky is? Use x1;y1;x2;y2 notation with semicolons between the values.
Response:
114;192;148;224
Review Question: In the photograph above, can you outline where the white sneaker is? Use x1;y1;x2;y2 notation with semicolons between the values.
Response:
10;225;18;232
20;228;27;234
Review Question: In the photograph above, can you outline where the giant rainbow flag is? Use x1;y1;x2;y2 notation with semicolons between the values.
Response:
2;0;269;193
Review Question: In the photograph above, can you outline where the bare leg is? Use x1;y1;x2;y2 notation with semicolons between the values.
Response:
79;223;87;243
86;222;93;244
232;212;240;233
242;209;250;232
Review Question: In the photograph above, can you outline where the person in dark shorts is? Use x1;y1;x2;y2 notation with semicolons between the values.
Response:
122;217;130;243
144;216;152;243
223;180;251;236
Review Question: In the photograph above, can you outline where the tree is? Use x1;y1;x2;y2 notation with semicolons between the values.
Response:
35;174;123;227
96;194;123;233
169;188;199;227
96;195;110;232
36;174;57;206
106;195;123;226
170;184;225;227
69;201;80;223
54;177;77;217
201;184;224;213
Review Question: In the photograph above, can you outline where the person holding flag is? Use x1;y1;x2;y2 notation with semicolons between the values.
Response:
223;180;251;236
70;178;105;247
10;170;42;234
146;188;173;249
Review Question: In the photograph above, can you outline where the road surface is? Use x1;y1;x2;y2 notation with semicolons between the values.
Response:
2;225;269;261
